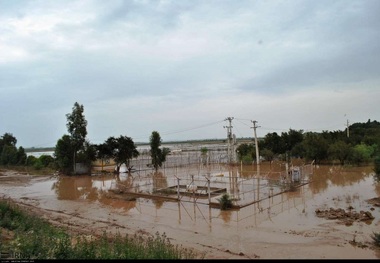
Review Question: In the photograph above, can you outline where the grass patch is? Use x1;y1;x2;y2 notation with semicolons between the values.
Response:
0;199;202;259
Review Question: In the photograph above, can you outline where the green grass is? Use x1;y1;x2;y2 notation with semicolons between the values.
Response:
0;199;202;259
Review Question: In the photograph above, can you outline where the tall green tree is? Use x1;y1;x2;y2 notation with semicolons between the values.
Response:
54;135;74;174
149;131;170;171
66;102;88;174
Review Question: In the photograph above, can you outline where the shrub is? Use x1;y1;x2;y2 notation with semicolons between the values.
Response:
217;193;233;210
33;160;44;170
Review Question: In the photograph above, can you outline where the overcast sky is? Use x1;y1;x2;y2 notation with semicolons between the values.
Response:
1;0;379;148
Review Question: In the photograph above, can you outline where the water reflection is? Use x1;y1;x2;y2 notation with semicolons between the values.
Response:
219;210;232;223
309;165;376;194
152;171;168;209
52;175;93;200
46;163;379;230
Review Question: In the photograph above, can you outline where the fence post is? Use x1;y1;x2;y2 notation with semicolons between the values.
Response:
177;176;180;200
207;175;211;204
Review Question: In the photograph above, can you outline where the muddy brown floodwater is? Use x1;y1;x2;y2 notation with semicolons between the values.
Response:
0;163;380;259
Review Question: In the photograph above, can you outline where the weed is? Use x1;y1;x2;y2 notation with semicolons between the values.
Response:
217;193;233;210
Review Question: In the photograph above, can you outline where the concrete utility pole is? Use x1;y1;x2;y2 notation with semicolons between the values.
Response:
251;120;260;173
346;119;350;138
224;117;234;164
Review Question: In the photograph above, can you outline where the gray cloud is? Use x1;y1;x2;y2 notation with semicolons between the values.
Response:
1;0;379;147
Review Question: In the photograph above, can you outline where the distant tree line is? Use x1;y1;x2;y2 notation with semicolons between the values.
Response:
237;119;380;167
2;104;380;176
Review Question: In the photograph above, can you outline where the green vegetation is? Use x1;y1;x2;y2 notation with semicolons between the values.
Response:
235;119;380;166
236;143;255;164
200;147;208;164
0;199;201;259
217;193;233;210
3;104;380;175
66;102;88;174
26;154;55;170
0;133;27;166
97;136;140;173
150;131;170;171
55;102;96;175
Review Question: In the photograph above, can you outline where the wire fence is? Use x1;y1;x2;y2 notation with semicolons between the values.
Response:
107;154;314;208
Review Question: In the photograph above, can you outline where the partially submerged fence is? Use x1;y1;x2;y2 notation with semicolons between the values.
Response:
108;161;314;209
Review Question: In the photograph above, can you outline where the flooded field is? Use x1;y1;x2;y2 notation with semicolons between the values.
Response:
0;160;379;259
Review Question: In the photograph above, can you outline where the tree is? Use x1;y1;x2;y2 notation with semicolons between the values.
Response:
149;131;170;171
0;133;17;153
113;135;139;173
66;102;88;174
99;136;139;173
54;135;74;174
283;129;304;155
96;142;114;171
236;143;255;164
16;146;27;165
0;145;18;165
26;155;38;166
328;140;352;165
260;148;275;162
302;132;329;164
0;133;26;166
262;132;283;155
76;140;97;171
349;143;375;165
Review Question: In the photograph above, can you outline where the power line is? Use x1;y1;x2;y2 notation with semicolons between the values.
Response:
161;120;225;136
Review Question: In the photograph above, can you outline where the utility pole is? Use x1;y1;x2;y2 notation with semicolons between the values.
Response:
224;117;234;164
346;119;350;138
251;120;260;174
